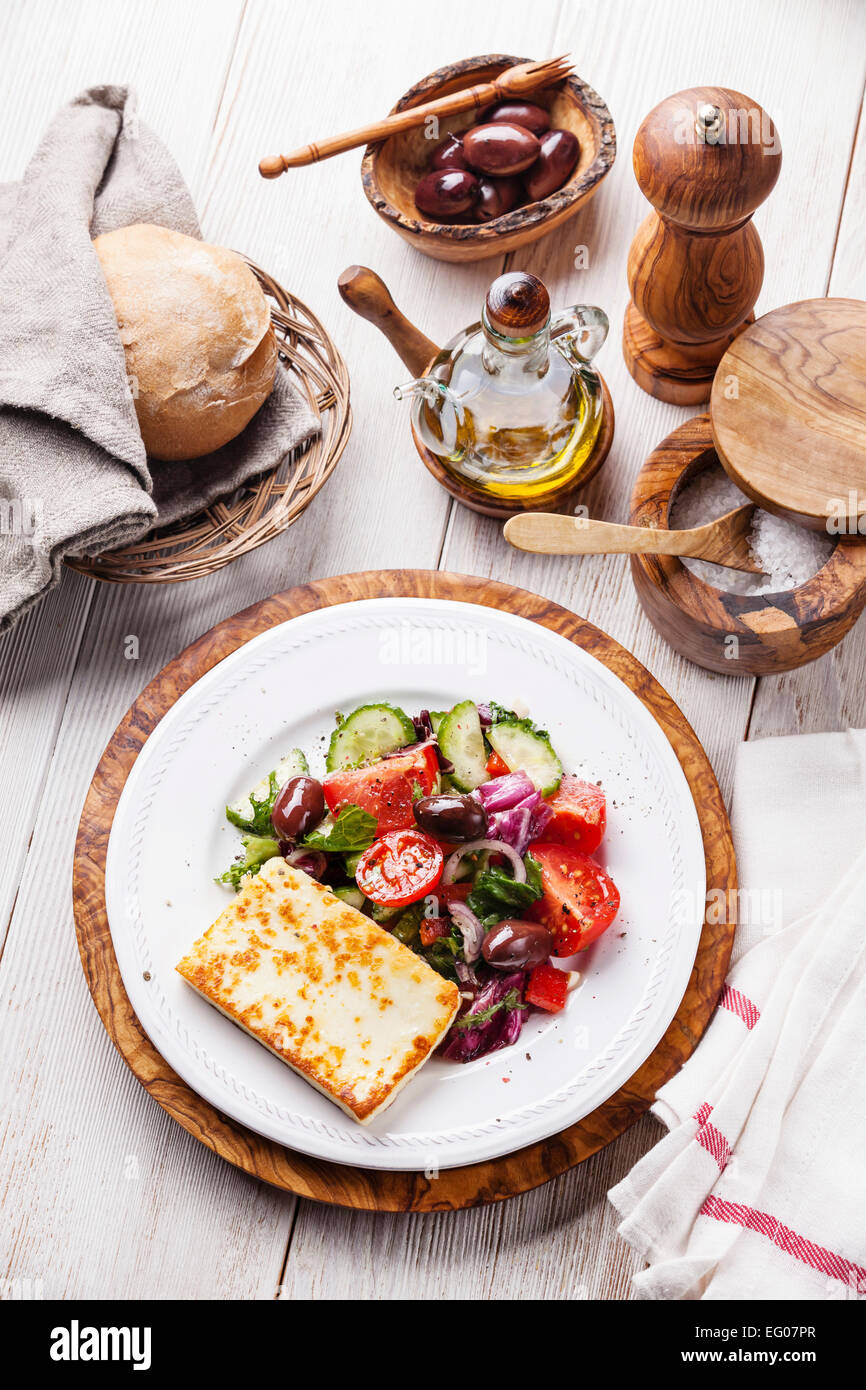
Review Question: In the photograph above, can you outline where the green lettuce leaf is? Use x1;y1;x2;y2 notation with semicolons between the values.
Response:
217;834;280;890
467;852;543;929
302;804;377;853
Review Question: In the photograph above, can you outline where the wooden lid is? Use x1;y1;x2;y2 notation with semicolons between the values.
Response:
485;271;550;338
711;298;866;532
633;87;781;230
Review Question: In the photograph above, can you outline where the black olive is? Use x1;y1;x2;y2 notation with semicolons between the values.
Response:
271;776;325;843
413;793;488;842
482;919;554;970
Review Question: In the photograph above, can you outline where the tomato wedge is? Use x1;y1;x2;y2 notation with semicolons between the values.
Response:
486;750;510;778
526;962;568;1013
527;843;620;955
323;744;439;833
437;881;472;906
356;829;444;908
535;776;606;854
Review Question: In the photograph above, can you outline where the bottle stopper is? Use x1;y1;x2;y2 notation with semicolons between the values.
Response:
485;272;551;338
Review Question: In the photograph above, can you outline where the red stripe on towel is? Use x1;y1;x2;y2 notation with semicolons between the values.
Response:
700;1195;866;1290
692;1104;731;1171
719;984;760;1029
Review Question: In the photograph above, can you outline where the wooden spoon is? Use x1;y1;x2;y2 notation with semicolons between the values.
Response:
259;56;574;176
504;507;766;573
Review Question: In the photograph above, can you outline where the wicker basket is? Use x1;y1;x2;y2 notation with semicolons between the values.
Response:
66;262;351;585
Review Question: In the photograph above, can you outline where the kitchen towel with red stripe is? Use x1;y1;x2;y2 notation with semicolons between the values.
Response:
609;727;866;1299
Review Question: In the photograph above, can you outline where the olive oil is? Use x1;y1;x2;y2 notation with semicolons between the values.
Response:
395;273;608;506
419;324;603;501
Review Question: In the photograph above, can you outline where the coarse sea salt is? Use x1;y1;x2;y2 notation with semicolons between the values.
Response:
669;463;833;596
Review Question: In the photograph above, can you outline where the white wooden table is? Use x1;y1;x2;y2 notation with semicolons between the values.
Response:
1;0;864;1301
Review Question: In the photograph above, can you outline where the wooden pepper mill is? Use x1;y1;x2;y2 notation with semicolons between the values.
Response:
623;87;781;405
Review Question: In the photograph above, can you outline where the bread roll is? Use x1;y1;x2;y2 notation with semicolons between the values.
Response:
93;223;278;461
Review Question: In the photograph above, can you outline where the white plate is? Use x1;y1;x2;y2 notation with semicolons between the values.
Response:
105;597;705;1171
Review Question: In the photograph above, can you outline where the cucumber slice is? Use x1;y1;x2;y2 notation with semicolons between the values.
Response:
429;710;446;734
228;748;309;826
370;900;402;924
333;885;365;911
486;719;563;795
437;699;489;792
325;702;416;772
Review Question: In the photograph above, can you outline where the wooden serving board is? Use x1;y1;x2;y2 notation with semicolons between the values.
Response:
73;570;736;1212
711;298;866;532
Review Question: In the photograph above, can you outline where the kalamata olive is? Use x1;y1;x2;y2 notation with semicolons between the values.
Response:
475;175;523;222
482;101;550;136
415;168;479;218
462;122;541;176
271;775;325;843
482;918;554;971
430;133;468;170
413;793;489;842
523;128;580;201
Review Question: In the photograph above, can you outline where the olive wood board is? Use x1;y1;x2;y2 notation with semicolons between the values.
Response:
73;570;736;1212
711;297;866;531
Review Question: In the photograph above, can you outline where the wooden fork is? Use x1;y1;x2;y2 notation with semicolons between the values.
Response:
503;505;766;573
259;56;574;177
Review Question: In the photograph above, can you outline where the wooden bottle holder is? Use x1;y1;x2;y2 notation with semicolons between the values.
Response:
629;416;866;675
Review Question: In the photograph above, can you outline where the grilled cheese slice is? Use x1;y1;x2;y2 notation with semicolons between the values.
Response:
176;858;460;1123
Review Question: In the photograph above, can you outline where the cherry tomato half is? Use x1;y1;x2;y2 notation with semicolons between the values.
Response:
355;829;444;909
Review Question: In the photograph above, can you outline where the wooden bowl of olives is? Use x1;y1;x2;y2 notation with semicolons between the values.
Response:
361;54;616;263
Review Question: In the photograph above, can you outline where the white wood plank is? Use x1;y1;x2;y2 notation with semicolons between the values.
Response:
282;0;866;1301
441;0;866;803
2;0;863;1304
747;53;866;740
825;75;866;301
0;0;528;1302
0;0;249;946
280;1117;661;1301
0;0;302;1302
0;0;244;188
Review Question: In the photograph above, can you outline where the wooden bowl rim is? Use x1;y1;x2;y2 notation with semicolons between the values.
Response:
630;414;866;628
360;53;616;245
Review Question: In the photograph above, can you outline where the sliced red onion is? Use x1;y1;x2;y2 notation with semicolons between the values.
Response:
455;958;479;989
440;968;527;1062
476;771;534;811
528;796;553;839
489;790;553;856
443;837;527;885
488;805;533;856
448;899;485;962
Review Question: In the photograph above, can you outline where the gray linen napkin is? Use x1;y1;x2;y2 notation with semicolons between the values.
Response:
0;86;319;631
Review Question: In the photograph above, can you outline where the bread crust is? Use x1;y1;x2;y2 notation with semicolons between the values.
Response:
94;223;278;461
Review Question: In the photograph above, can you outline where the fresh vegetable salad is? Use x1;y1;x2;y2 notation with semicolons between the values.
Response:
218;699;620;1062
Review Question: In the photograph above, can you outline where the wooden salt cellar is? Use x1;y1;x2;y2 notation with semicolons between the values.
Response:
629;416;866;675
623;87;781;405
